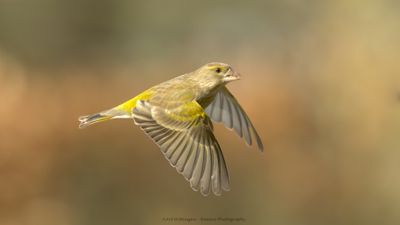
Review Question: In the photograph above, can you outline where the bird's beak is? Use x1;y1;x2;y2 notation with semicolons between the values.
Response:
232;71;241;80
223;69;241;82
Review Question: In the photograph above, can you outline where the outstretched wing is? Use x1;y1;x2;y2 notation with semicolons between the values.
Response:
205;87;264;151
132;100;230;196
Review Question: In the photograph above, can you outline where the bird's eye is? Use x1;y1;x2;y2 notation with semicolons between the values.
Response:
215;68;221;73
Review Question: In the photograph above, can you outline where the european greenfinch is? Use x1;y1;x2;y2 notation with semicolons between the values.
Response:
79;62;263;196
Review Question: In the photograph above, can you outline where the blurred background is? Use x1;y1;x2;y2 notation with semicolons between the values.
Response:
0;0;399;225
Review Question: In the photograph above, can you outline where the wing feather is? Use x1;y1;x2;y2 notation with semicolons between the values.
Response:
190;146;204;191
133;100;230;195
211;91;223;121
229;97;243;137
182;139;199;180
176;133;194;172
222;92;233;128
205;87;264;151
200;144;212;195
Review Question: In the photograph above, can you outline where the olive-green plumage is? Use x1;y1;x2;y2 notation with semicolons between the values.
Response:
79;62;263;196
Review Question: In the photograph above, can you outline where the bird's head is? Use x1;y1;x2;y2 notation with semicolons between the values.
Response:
195;62;240;86
207;62;240;83
191;62;240;94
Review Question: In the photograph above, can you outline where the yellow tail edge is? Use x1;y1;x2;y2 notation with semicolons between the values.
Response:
78;89;153;129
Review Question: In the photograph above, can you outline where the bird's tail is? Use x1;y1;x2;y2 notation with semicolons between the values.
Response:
78;91;152;129
78;107;131;129
78;112;112;129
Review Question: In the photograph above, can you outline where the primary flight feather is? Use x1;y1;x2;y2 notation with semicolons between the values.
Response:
78;62;263;196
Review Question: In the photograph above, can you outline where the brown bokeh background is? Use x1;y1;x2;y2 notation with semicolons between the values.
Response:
1;1;399;225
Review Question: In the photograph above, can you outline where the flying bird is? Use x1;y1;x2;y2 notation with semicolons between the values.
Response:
79;62;263;196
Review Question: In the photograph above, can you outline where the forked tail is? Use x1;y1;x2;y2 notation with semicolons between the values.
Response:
78;113;112;129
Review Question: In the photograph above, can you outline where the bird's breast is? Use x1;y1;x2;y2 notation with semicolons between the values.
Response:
197;85;223;108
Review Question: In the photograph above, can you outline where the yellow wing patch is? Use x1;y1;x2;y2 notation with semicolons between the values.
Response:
151;101;206;131
167;101;206;122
